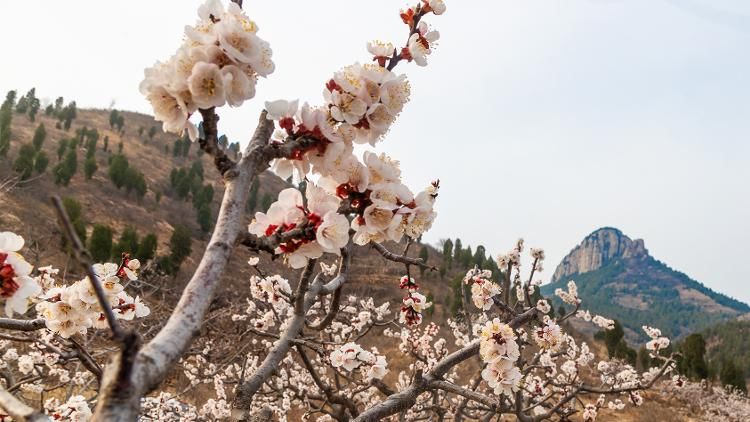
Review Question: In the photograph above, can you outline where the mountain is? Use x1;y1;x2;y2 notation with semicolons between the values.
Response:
542;227;749;342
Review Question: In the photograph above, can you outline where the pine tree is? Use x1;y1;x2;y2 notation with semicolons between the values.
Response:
112;227;140;260
84;156;98;180
679;334;708;380
31;123;46;151
108;154;129;189
89;224;113;263
34;151;49;174
61;197;86;248
56;139;68;160
441;239;453;269
53;149;78;186
136;233;158;262
103;136;109;152
419;245;430;276
168;225;193;273
453;238;462;262
13;143;37;180
720;360;747;393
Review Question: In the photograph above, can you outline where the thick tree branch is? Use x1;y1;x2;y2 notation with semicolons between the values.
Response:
91;111;275;421
198;107;237;177
0;385;49;422
0;318;45;332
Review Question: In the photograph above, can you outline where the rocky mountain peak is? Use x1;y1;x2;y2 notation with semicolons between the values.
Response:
551;227;648;282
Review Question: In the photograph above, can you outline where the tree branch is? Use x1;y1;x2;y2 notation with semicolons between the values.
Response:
0;318;45;332
0;385;49;422
51;195;126;342
372;242;436;272
198;107;237;177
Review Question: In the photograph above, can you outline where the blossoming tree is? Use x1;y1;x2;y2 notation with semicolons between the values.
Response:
0;0;691;421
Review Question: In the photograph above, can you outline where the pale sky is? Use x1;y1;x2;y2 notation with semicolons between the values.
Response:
1;0;749;303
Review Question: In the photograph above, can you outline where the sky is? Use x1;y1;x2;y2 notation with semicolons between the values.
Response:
1;0;749;303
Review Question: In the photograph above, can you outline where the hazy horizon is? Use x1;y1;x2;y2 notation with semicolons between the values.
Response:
1;0;748;303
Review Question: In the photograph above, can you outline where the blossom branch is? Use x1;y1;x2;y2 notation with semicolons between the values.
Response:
50;195;126;342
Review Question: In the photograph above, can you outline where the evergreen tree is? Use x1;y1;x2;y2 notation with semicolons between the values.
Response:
453;238;462;262
168;225;193;272
419;245;429;276
89;224;113;263
720;360;747;393
53;97;64;116
53;149;77;186
441;239;453;269
148;126;157;141
34;151;49;174
473;245;486;269
601;320;625;358
108;154;129;189
13;143;36;180
103;136;109;152
112;227;139;260
84;156;98;180
136;233;158;262
679;334;709;380
31;123;46;151
197;203;212;233
0;91;15;158
61;197;86;248
57;139;68;160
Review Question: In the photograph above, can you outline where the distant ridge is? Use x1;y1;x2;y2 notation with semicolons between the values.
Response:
543;228;749;341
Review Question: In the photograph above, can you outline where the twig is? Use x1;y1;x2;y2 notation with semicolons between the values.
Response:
372;243;436;272
50;196;126;342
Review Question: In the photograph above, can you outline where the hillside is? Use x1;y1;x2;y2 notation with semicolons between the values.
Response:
543;227;749;342
701;318;750;376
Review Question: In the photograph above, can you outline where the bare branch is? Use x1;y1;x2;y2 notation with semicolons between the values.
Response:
372;242;436;272
0;385;49;422
198;107;237;177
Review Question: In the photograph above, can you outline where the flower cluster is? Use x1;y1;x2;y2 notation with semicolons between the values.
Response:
463;267;501;310
253;1;446;259
0;232;41;317
398;275;431;326
329;342;388;381
249;274;290;306
479;319;522;397
555;280;580;305
140;0;274;139
248;184;350;268
643;325;670;355
36;257;150;338
533;316;564;352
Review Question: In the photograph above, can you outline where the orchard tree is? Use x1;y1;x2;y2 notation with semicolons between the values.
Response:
0;2;688;422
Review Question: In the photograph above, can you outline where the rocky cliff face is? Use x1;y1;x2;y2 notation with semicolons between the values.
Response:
544;227;749;341
551;227;648;283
